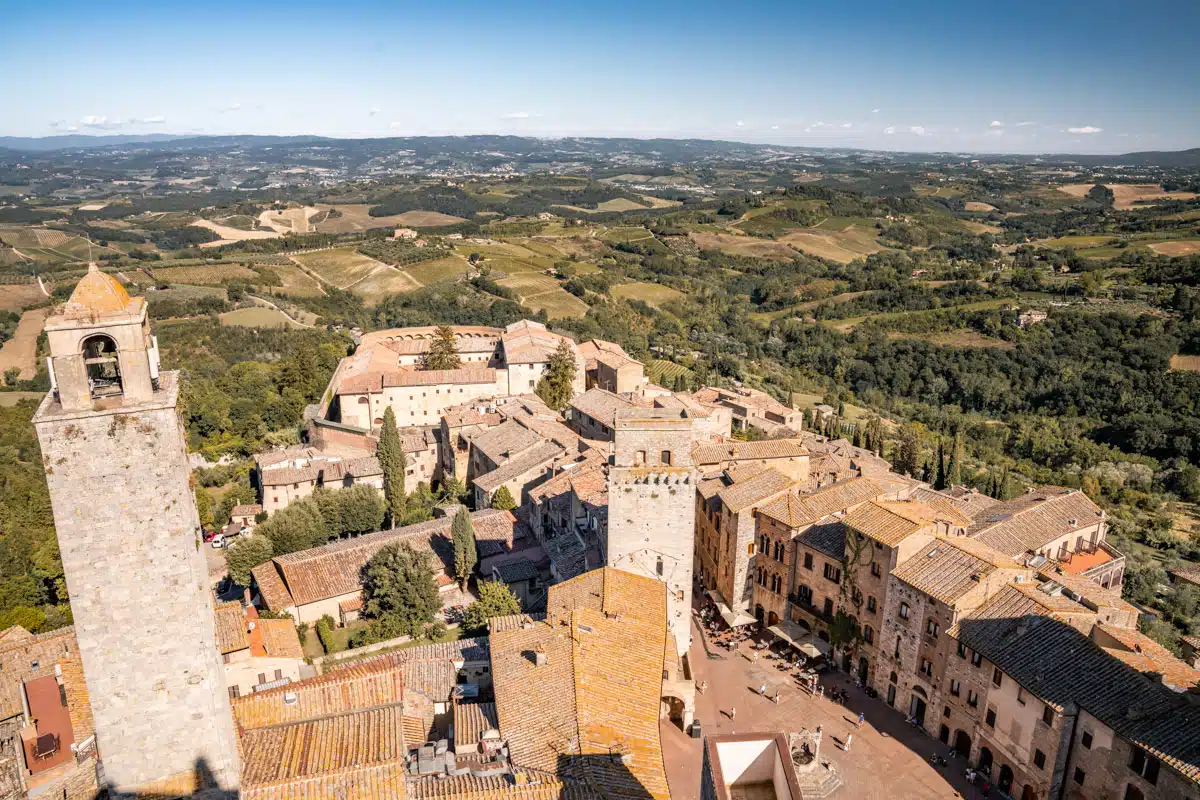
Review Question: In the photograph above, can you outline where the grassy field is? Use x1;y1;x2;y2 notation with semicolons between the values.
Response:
154;264;258;284
347;267;422;300
1149;240;1200;257
748;291;871;323
1032;235;1114;250
291;248;387;289
218;307;301;329
690;231;799;261
312;204;463;234
0;391;42;407
453;242;586;318
611;282;684;308
964;202;997;212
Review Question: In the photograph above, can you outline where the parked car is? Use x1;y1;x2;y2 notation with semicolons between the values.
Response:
203;530;220;543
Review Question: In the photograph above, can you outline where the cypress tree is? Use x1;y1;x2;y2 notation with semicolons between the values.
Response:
452;507;477;591
947;430;964;488
378;407;407;525
934;439;947;490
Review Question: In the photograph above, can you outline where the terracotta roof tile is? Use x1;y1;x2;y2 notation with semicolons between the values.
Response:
843;500;942;547
453;701;499;751
692;438;808;465
569;388;634;425
471;420;544;465
967;488;1103;558
1096;624;1200;691
253;562;295;612
242;761;407;800
892;538;1018;605
491;568;671;799
215;602;250;655
759;476;884;528
473;442;564;493
64;264;138;316
259;618;304;660
718;468;796;513
797;521;848;559
232;658;405;731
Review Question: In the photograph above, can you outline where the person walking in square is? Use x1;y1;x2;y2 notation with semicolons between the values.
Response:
858;711;865;728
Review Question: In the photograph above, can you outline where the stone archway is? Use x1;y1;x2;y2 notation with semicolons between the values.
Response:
953;729;971;758
660;690;695;730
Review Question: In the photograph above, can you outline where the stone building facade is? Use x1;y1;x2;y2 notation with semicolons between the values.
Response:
606;408;698;657
33;268;239;795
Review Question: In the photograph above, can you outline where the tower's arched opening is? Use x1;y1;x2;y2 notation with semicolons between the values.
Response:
81;334;122;399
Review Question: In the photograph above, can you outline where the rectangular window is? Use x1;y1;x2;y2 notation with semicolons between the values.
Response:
823;563;841;583
943;705;951;718
1042;705;1055;726
867;596;876;613
1073;768;1085;786
1034;749;1046;770
950;680;960;697
1129;750;1160;785
804;553;813;570
871;562;881;577
1081;731;1093;749
985;708;996;728
957;643;967;659
967;690;979;708
971;652;983;667
992;668;1002;687
1017;687;1026;706
228;686;240;700
899;602;909;620
926;619;939;637
920;659;932;677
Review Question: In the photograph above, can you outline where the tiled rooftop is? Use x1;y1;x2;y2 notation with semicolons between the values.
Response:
967;487;1103;558
891;538;1018;606
569;387;634;424
473;441;564;493
232;657;405;731
214;602;250;655
718;468;796;513
843;500;943;547
758;476;883;528
692;438;808;465
470;420;544;465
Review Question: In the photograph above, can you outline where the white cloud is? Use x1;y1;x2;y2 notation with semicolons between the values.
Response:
736;120;745;127
1067;125;1102;134
770;125;779;130
50;121;79;132
503;111;539;119
841;122;852;129
389;121;405;129
133;115;165;125
884;126;896;135
79;115;125;130
909;125;926;136
871;108;880;114
369;107;380;116
1015;121;1037;127
989;120;1004;128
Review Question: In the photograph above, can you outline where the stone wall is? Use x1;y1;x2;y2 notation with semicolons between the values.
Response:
33;374;240;793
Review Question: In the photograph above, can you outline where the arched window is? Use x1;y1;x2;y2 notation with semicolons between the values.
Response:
82;334;122;398
357;396;368;404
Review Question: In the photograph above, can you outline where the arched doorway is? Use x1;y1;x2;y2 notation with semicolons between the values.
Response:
886;684;895;707
953;730;971;758
939;725;950;744
908;693;927;727
857;656;868;683
82;334;122;398
1021;785;1038;800
1123;786;1145;800
978;747;993;778
768;611;779;627
754;605;765;625
998;764;1014;795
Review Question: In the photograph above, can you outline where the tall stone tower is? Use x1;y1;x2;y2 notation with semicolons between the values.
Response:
606;407;697;656
32;266;239;796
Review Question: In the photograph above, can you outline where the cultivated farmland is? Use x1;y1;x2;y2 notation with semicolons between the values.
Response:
153;264;259;284
611;282;684;308
290;248;387;289
1056;183;1198;210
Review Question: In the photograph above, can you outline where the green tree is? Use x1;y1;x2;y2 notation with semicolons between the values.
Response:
490;485;517;512
313;485;386;537
1086;183;1115;208
452;507;477;590
534;339;578;411
423;324;462;371
462;580;521;632
946;430;964;487
892;424;921;478
255;500;329;556
377;407;407;525
934;439;948;490
225;534;274;587
195;487;215;529
827;609;861;650
361;543;439;636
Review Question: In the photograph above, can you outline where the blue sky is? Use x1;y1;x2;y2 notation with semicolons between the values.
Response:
3;0;1198;153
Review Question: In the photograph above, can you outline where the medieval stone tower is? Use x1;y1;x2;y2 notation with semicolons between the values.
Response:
32;266;239;795
606;407;697;657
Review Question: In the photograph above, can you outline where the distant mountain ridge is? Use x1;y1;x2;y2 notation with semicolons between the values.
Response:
0;134;1197;167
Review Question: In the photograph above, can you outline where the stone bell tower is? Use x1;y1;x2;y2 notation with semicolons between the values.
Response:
606;407;698;657
32;265;239;796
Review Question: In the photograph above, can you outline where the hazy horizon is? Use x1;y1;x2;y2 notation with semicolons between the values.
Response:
4;0;1198;155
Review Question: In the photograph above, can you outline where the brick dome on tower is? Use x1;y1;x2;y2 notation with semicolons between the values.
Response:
64;263;137;317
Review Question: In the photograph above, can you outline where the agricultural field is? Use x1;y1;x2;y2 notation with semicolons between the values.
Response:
267;263;325;297
192;219;280;245
113;268;155;287
1056;183;1198;210
311;204;463;234
146;285;227;303
886;330;1016;350
748;291;871;324
0;391;42;407
778;224;885;264
555;198;648;214
690;231;799;261
258;207;321;234
0;283;47;312
218;307;301;329
646;359;692;386
455;241;585;318
290;248;388;289
1031;235;1114;250
610;282;684;308
1170;354;1200;373
599;226;654;243
0;307;50;380
964;202;997;212
1149;240;1200;256
820;298;1016;333
404;256;470;285
153;264;258;284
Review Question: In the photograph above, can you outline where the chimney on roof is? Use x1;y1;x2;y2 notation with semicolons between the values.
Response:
534;644;547;667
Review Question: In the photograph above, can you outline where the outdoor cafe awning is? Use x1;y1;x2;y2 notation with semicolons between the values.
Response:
705;588;758;628
768;621;832;659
